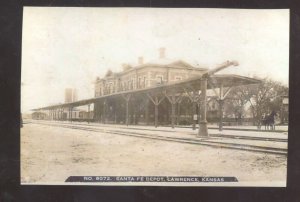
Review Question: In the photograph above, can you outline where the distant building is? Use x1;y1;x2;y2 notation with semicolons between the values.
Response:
32;111;48;120
65;88;78;103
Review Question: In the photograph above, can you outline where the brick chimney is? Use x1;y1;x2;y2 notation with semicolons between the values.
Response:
159;47;166;59
138;57;144;65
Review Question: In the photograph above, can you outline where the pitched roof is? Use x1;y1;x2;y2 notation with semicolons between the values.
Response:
97;58;208;82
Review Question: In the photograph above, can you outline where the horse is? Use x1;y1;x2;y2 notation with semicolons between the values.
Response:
261;111;277;130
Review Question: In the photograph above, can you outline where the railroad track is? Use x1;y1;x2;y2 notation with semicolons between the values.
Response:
209;134;287;142
28;120;287;142
29;121;287;156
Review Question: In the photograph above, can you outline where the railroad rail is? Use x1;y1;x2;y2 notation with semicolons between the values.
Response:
27;120;288;142
28;121;287;156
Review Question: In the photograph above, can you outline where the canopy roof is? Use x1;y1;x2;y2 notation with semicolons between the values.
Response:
34;74;261;110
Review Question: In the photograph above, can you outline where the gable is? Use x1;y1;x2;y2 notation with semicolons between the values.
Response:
169;60;194;69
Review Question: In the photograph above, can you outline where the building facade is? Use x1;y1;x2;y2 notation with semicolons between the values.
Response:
32;111;48;120
94;48;208;97
93;48;216;125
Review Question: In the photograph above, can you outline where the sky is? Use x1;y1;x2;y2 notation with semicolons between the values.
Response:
21;7;289;113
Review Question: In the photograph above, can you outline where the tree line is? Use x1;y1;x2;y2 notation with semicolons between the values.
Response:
223;77;288;125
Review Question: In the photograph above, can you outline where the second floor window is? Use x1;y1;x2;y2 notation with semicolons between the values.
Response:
175;76;182;81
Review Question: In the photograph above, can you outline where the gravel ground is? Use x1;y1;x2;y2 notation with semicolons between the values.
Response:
21;122;287;186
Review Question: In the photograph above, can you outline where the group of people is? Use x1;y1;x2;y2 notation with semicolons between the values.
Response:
258;111;277;130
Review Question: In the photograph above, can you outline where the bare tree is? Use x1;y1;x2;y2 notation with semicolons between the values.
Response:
225;77;288;126
247;78;288;125
225;85;255;125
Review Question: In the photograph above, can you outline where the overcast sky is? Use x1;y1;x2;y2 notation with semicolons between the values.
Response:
21;7;289;113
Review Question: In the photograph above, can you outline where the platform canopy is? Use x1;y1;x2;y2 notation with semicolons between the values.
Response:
33;74;261;111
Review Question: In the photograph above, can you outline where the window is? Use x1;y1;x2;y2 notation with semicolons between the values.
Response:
138;77;142;88
109;83;113;93
212;102;216;110
156;75;163;84
143;76;147;88
175;76;182;81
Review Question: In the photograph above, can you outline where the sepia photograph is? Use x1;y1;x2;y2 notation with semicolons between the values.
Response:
21;7;289;186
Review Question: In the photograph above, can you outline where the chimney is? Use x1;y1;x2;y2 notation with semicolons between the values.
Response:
159;47;166;59
138;57;144;65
